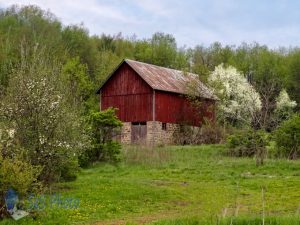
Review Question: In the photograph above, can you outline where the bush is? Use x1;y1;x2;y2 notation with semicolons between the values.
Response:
0;48;88;184
79;108;122;166
174;122;224;145
227;129;268;165
0;155;41;195
273;114;300;159
0;153;41;218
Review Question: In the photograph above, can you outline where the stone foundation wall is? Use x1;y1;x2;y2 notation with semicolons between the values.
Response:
146;121;180;145
120;121;180;145
121;122;131;144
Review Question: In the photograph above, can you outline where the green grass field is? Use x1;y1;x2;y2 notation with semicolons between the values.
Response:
1;145;300;225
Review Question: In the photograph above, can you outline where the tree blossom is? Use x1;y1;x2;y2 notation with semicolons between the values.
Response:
275;89;297;111
0;47;89;183
208;64;262;124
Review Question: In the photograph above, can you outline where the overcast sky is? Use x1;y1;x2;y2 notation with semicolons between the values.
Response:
0;0;300;48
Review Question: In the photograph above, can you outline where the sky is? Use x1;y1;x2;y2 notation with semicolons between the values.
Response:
0;0;300;48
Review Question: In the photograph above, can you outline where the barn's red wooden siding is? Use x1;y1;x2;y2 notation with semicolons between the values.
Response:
101;63;153;122
155;91;215;126
100;61;216;126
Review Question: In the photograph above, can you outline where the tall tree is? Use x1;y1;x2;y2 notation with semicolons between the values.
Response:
286;49;300;110
0;45;87;183
150;32;177;67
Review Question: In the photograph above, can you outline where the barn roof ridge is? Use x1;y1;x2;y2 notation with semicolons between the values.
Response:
125;58;189;75
96;59;217;100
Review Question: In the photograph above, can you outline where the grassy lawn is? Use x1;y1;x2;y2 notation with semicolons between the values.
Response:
1;145;300;224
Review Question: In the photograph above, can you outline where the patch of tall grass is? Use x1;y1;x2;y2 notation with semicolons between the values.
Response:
151;216;300;225
121;145;173;167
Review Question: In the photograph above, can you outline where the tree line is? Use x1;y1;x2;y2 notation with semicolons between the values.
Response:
0;4;300;218
1;5;299;113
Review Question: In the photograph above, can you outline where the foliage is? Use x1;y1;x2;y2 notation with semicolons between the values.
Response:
233;45;288;130
79;108;122;166
0;150;41;218
0;5;299;128
276;89;297;110
273;114;300;159
150;32;177;67
208;64;262;125
227;129;268;165
0;5;65;90
0;46;87;184
174;121;224;145
286;50;300;111
0;154;41;196
273;89;297;123
62;57;94;111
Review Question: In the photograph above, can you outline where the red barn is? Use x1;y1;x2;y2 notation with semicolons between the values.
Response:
96;59;217;145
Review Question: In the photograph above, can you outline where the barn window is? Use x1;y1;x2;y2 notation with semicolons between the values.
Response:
162;123;167;131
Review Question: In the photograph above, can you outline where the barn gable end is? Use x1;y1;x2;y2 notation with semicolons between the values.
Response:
101;63;153;122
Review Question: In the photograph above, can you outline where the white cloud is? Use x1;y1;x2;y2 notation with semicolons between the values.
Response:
1;0;300;48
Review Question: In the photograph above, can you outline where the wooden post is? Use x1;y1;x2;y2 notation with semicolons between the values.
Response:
152;90;156;146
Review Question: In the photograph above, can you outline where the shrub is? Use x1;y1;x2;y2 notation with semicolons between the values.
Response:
0;47;88;184
0;155;41;196
198;122;224;144
174;122;224;145
227;129;268;165
79;108;122;166
0;153;41;218
273;114;300;159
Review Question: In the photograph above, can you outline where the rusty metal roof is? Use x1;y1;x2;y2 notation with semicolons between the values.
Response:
97;59;217;100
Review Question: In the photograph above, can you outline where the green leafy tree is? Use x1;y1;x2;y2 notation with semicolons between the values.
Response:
80;108;122;166
150;32;177;67
286;49;300;110
274;114;300;159
62;25;97;79
133;39;153;63
62;57;94;111
0;5;65;94
0;46;88;183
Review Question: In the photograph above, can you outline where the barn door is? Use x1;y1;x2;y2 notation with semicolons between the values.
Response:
131;122;147;144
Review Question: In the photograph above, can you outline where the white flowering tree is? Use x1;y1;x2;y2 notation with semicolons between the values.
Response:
274;89;297;122
208;64;262;126
0;46;88;183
